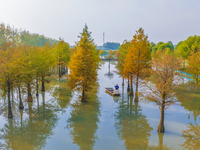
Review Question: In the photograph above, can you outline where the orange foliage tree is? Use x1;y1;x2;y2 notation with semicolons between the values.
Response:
123;28;151;100
67;25;100;102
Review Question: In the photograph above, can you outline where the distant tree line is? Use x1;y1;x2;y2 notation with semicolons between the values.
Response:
103;42;120;50
0;22;58;47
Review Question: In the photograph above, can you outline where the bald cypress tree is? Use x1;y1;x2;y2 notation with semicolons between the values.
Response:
123;28;151;100
68;25;100;102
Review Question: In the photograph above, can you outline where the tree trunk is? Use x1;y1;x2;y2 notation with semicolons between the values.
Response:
122;77;124;86
158;92;165;132
59;65;61;78
28;102;33;120
81;88;86;102
27;83;33;102
7;80;13;118
37;96;39;110
41;76;45;92
183;59;185;68
127;77;130;92
134;74;139;102
129;75;134;96
11;88;14;101
36;76;39;96
196;74;199;85
42;92;45;117
18;86;24;109
42;92;45;105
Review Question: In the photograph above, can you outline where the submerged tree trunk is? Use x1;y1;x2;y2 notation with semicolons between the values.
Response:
7;80;13;118
59;65;62;78
158;92;165;132
18;86;24;109
11;87;14;101
41;76;45;92
130;96;133;115
134;74;139;102
81;87;86;102
129;75;134;96
27;83;32;102
127;77;130;92
36;76;39;96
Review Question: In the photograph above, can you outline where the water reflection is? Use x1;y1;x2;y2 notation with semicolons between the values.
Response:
104;61;114;80
181;123;200;150
46;76;72;112
0;100;59;149
0;76;72;149
67;84;100;150
114;95;153;149
149;133;171;150
177;82;200;121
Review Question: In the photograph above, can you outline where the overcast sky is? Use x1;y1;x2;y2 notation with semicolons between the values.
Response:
0;0;200;46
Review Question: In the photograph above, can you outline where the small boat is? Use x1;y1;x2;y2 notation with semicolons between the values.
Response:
105;87;120;96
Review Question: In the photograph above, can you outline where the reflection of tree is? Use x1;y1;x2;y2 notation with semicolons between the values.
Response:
52;82;72;110
148;133;171;150
181;123;200;150
0;97;59;149
114;96;153;149
67;84;100;150
104;62;114;80
45;76;72;111
177;82;200;121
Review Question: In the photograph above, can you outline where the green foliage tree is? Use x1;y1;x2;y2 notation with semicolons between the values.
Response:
54;40;70;78
68;25;100;102
0;22;58;47
187;48;200;85
175;41;183;49
116;40;131;86
177;35;200;68
150;42;156;52
0;42;17;118
157;42;174;52
99;50;106;55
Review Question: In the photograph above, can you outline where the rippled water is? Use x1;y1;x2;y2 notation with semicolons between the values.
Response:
0;62;199;150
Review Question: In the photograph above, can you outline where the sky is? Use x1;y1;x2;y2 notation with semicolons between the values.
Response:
0;0;200;46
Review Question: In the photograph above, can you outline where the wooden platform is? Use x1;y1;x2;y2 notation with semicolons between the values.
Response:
105;87;120;96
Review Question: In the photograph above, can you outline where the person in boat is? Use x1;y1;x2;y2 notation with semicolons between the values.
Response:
115;84;119;90
114;84;120;94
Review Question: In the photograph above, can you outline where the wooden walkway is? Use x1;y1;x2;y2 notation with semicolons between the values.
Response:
100;58;117;61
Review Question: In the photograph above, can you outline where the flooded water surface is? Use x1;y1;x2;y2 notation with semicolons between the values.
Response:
0;62;199;150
